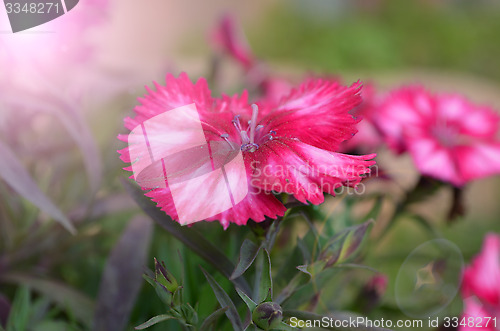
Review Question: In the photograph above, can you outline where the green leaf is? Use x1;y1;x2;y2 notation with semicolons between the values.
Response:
231;239;261;280
0;140;75;234
338;219;374;262
236;288;257;312
6;286;30;331
275;272;310;305
321;219;374;267
199;306;229;331
123;180;252;295
170;303;198;325
1;274;94;329
94;215;153;331
256;249;272;303
201;268;244;331
296;261;327;277
134;314;174;330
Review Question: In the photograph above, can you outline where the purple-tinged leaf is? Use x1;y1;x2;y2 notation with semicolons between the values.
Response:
231;239;260;280
339;219;374;261
0;140;75;233
94;215;153;331
199;306;229;331
134;314;174;330
296;261;326;277
321;219;374;267
1;92;102;195
0;294;9;329
201;268;244;331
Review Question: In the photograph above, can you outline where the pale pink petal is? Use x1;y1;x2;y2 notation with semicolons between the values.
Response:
374;86;431;153
406;137;462;185
437;95;499;138
455;143;500;184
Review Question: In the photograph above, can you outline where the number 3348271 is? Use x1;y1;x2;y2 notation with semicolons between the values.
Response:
5;2;60;14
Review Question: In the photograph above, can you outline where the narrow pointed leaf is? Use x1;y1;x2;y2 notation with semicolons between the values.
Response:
231;239;260;280
322;219;374;267
0;274;94;328
57;107;103;194
3;88;102;194
339;219;374;261
134;314;174;330
0;140;75;233
94;215;153;331
257;249;272;303
5;286;30;331
236;288;257;311
123;180;251;295
0;294;10;329
275;272;310;305
199;306;229;331
296;261;326;277
201;268;244;331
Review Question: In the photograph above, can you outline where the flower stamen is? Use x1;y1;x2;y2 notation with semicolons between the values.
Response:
249;104;259;144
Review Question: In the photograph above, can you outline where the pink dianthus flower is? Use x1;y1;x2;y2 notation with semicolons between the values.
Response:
119;73;375;229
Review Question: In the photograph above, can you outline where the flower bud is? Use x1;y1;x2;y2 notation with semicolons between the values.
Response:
154;258;179;293
252;302;283;330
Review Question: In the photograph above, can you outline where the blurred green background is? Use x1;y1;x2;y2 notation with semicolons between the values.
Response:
2;1;500;330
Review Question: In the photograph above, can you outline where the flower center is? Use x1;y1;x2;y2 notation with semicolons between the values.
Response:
432;119;460;147
225;104;276;152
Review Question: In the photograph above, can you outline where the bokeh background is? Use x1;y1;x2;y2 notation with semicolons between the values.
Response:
1;0;500;330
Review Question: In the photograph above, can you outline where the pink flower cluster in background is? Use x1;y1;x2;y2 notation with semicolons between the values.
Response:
375;87;500;187
213;15;500;188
